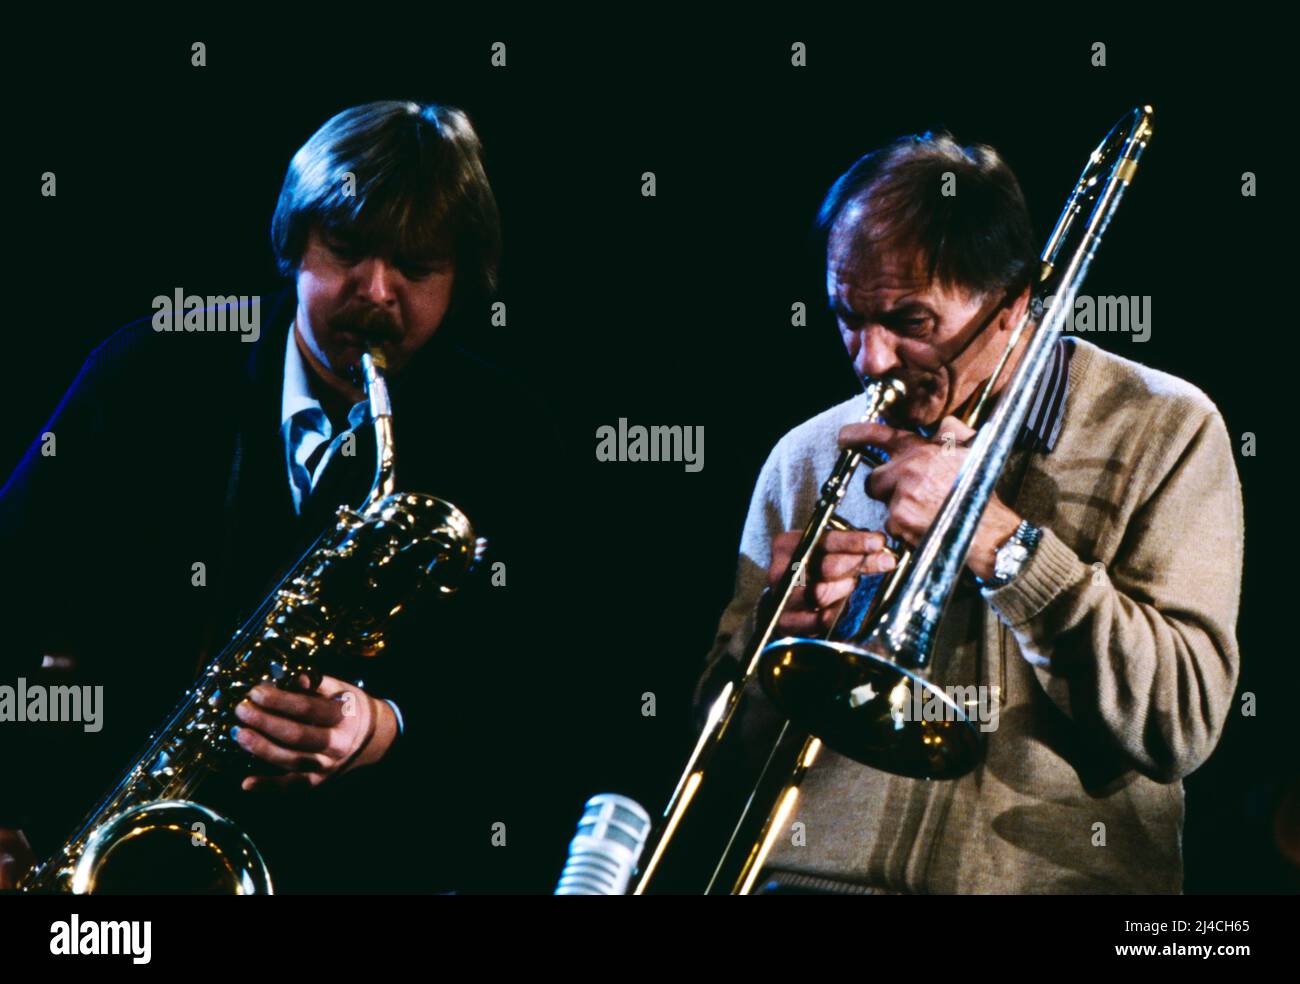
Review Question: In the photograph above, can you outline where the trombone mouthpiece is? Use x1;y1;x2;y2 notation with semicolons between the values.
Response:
861;377;906;421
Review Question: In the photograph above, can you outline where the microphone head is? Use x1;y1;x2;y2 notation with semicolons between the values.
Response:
554;794;651;896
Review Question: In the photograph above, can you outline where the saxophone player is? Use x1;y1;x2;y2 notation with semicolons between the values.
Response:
700;131;1243;894
0;101;555;892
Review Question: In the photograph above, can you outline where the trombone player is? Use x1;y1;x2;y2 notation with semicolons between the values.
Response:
700;130;1243;894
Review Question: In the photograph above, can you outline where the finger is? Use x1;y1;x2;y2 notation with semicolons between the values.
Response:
795;556;865;609
818;530;888;554
861;549;899;576
867;459;898;502
819;551;875;580
772;530;804;553
776;578;860;633
0;855;21;890
837;422;921;453
776;607;824;634
248;684;344;727
235;701;335;753
819;548;899;580
819;604;850;632
230;723;332;770
0;829;35;888
313;675;353;699
772;529;889;588
808;575;860;610
768;531;803;581
299;676;367;726
936;414;976;445
289;671;325;693
883;506;923;548
241;772;320;793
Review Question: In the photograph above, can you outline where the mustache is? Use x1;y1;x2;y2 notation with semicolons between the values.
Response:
329;306;400;341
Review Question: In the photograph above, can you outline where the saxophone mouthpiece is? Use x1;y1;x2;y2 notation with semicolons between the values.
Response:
344;343;387;389
359;344;397;508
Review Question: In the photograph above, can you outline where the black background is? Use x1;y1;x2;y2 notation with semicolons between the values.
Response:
8;20;1293;893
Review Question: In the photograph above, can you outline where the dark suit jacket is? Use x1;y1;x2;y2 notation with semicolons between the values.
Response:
0;289;570;892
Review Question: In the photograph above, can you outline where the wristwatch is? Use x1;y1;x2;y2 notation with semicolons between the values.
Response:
987;520;1042;588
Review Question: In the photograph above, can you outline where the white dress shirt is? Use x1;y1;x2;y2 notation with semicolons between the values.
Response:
280;325;370;515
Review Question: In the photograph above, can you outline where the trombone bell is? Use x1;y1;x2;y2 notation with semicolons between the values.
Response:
760;637;981;779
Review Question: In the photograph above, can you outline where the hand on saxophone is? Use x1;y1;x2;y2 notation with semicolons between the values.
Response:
0;828;35;889
230;675;400;791
769;528;897;635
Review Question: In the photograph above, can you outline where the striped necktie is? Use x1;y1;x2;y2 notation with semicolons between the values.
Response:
287;403;370;514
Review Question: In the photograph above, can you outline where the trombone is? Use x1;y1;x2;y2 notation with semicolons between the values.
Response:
633;105;1155;895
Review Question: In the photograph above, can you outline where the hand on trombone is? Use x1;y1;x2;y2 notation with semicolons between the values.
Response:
768;414;1023;634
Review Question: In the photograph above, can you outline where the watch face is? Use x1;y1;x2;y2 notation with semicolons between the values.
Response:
995;543;1029;582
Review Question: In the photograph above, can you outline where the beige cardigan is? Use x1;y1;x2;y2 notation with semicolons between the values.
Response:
702;337;1243;893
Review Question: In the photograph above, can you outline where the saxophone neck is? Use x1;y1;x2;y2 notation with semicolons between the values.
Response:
359;346;397;510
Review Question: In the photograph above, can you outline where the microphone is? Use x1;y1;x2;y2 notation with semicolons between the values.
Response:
554;794;651;895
